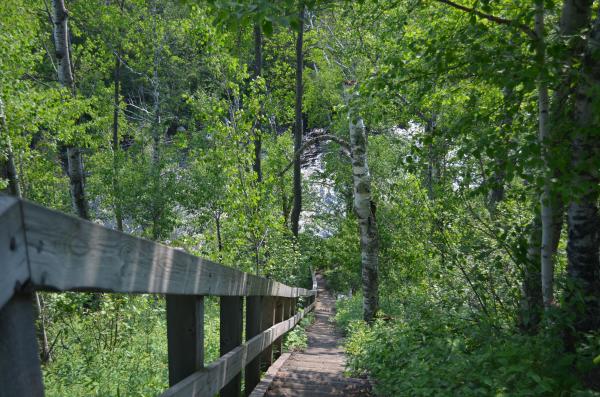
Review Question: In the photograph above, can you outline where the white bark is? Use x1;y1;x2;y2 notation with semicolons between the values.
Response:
150;0;162;239
348;110;379;323
52;0;89;220
52;0;74;93
565;5;600;332
0;97;21;197
535;0;555;309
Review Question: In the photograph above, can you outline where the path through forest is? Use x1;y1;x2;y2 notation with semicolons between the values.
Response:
257;273;371;396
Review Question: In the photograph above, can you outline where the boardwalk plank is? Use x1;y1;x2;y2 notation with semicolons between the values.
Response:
262;274;371;397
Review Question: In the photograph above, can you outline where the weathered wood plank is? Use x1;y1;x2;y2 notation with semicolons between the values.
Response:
220;296;243;397
247;353;292;397
0;196;29;311
167;295;204;386
20;200;313;298
0;292;45;396
260;297;276;370
158;304;314;397
273;299;284;359
245;296;262;396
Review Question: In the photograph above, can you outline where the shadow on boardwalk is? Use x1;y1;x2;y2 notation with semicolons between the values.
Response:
262;273;372;396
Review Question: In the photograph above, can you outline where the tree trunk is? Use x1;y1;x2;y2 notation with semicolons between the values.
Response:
215;211;223;253
112;1;124;231
253;22;263;182
67;147;89;219
150;0;162;240
487;86;517;216
535;0;555;309
290;2;305;238
0;97;21;197
519;0;592;332
348;101;379;323
520;211;543;332
565;5;600;334
52;0;89;220
424;117;437;201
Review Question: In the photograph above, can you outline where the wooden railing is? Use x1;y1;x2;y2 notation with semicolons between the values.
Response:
0;195;316;397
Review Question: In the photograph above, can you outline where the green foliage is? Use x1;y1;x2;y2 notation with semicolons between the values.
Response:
41;295;222;397
42;294;168;397
337;295;600;397
284;312;315;352
3;0;600;395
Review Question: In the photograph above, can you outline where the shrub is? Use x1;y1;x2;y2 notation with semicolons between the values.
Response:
336;295;600;397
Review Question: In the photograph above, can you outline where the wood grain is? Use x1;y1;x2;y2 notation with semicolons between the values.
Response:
159;304;315;397
20;200;313;298
245;296;263;396
264;274;370;397
0;293;45;397
220;296;243;397
167;295;204;386
0;196;29;311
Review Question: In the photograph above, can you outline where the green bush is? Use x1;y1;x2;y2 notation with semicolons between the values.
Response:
42;295;222;397
336;295;600;397
284;312;315;352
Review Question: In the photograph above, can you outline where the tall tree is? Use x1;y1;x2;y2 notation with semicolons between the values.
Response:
565;3;600;335
345;83;379;323
112;0;125;231
52;0;89;219
290;1;305;237
0;97;20;197
252;22;263;182
535;0;555;309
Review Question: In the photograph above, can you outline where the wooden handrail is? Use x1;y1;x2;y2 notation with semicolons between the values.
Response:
0;195;317;397
160;302;315;397
0;196;314;310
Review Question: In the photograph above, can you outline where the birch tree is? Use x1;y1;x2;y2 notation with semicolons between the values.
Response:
52;0;90;219
565;3;600;334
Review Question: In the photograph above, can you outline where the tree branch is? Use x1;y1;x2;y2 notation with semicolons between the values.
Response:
278;133;351;177
434;0;537;40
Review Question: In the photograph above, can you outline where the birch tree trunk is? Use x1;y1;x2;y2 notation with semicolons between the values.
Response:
520;212;543;332
424;117;437;201
150;0;162;240
346;93;379;323
253;22;263;182
519;0;591;330
290;2;305;237
52;0;89;220
0;97;20;197
565;5;600;333
112;0;124;232
535;0;555;309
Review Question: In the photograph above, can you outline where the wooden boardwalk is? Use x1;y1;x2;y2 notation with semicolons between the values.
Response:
259;274;371;397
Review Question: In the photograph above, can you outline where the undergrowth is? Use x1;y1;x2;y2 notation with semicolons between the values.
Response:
42;294;221;397
284;312;315;352
336;294;600;397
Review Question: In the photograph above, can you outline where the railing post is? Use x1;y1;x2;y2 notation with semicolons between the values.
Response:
273;298;284;359
244;296;262;396
166;295;204;386
260;297;275;370
284;297;292;320
220;296;243;397
0;293;44;397
291;297;297;317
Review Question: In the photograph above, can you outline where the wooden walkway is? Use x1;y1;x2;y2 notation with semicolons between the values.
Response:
259;274;371;396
